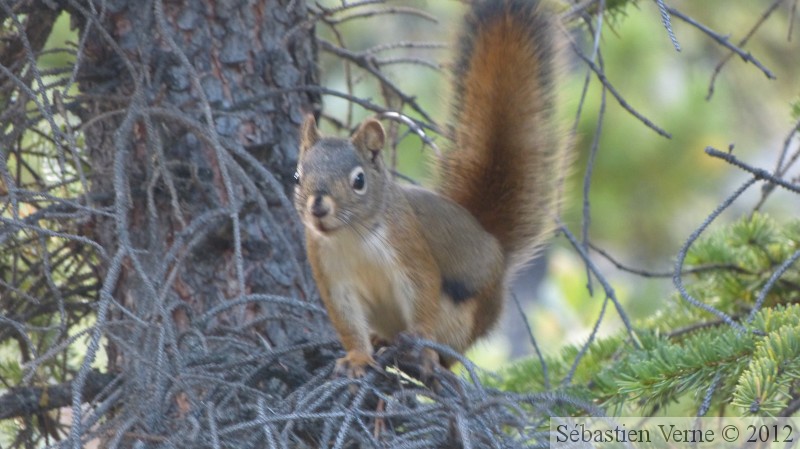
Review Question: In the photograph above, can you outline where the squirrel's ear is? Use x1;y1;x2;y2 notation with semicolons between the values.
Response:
299;114;320;156
352;118;385;161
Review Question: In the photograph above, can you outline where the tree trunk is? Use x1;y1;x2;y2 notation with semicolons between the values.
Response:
72;1;331;445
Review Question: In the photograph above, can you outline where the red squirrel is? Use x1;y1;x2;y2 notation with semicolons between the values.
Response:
293;0;568;378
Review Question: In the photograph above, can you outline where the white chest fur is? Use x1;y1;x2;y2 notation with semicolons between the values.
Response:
315;225;415;339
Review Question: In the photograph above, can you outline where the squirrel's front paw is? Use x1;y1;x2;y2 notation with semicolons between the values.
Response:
333;350;376;378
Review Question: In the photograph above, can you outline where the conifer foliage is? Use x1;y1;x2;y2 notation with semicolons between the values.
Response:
496;215;800;417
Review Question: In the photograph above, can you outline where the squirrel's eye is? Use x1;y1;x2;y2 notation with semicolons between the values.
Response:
293;171;301;185
350;167;366;194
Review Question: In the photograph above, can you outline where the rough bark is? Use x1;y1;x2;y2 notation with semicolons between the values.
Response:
70;0;332;444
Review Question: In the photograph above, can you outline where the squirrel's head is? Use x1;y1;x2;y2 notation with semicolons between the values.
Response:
293;115;390;236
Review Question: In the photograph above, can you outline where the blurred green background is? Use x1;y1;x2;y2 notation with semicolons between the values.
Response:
315;0;800;366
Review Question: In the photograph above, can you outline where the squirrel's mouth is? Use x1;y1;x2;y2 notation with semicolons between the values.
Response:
309;217;339;235
314;222;330;233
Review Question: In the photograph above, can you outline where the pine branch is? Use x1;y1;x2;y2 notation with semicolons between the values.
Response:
0;370;118;420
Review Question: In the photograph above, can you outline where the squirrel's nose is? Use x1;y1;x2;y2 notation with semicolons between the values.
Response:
310;194;331;218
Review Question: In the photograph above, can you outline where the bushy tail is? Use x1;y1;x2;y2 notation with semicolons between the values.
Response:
436;0;567;274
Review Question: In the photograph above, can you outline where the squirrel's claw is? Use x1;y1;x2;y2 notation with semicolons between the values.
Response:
419;347;443;390
334;350;377;379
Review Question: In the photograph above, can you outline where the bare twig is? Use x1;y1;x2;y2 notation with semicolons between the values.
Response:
0;370;118;420
705;146;800;194
318;39;437;125
589;242;750;278
654;0;681;51
673;177;756;334
560;223;642;350
570;41;673;138
667;6;776;81
707;0;783;100
754;118;800;210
